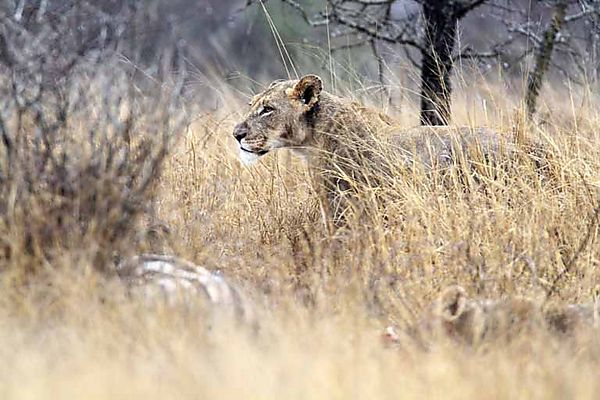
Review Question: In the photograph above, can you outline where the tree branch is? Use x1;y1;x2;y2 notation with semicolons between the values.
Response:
332;9;424;50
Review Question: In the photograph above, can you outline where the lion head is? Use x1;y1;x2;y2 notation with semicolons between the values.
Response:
232;74;323;165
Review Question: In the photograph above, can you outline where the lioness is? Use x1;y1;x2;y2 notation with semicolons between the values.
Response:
233;74;515;221
418;285;598;346
383;286;598;348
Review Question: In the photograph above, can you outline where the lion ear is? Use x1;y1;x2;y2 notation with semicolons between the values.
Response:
289;75;322;109
437;285;468;322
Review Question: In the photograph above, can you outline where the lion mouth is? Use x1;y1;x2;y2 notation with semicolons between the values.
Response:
240;147;269;156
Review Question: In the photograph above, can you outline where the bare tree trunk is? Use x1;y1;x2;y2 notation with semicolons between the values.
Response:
525;0;568;118
419;3;458;126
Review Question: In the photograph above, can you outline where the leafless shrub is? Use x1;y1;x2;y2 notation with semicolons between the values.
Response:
0;2;191;276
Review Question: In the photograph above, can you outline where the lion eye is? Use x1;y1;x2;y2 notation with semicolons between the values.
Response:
259;105;275;116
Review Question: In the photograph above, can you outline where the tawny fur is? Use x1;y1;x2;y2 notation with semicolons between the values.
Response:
384;286;598;348
233;75;520;221
421;286;598;345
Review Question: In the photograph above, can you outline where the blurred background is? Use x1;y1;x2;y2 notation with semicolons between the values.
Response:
174;0;600;120
2;1;598;119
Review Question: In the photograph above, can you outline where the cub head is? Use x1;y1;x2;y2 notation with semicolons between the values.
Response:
233;74;323;165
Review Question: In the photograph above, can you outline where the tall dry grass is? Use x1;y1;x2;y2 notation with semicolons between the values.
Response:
1;40;600;398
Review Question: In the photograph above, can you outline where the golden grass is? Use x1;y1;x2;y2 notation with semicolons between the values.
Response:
0;79;599;399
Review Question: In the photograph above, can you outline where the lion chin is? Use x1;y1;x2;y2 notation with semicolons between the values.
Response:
238;148;264;166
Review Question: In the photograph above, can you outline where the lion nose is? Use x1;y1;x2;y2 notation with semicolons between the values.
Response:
233;123;248;142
